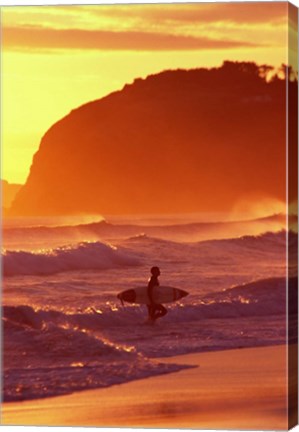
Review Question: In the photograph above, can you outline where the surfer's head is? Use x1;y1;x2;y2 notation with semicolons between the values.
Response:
151;266;161;277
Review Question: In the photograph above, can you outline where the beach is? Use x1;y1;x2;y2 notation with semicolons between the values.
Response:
2;345;288;430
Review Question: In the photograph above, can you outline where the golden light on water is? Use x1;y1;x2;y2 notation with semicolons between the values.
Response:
70;362;85;368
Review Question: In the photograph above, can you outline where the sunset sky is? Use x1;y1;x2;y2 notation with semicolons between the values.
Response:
1;2;292;184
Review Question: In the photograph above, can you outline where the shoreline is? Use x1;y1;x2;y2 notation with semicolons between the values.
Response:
2;344;288;430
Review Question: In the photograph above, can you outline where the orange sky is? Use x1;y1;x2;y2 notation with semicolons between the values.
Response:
1;2;291;184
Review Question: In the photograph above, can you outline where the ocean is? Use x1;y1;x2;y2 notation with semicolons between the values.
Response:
2;214;297;402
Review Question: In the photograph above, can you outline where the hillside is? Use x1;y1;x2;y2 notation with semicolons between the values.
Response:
10;61;296;217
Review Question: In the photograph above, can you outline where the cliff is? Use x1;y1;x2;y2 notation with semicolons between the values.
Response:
10;61;295;216
2;180;22;211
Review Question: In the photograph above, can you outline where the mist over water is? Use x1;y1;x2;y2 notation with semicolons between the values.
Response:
2;214;295;402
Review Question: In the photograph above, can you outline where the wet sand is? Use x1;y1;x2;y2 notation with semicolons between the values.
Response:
1;345;288;430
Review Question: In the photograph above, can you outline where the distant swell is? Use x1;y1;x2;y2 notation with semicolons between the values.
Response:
2;241;141;276
3;215;289;247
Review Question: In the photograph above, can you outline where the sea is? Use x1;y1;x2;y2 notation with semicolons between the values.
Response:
2;213;297;402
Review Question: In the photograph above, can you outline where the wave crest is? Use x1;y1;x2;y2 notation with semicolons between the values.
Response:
3;241;141;276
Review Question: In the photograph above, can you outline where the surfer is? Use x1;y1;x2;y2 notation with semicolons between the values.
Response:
147;266;167;323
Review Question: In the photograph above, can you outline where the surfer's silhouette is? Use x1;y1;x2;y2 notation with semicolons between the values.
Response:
147;266;167;323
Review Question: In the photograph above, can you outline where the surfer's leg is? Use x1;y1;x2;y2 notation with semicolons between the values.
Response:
147;304;156;322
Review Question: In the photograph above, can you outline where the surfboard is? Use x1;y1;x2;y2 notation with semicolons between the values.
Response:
117;286;189;305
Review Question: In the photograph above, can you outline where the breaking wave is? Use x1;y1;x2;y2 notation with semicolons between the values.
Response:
2;241;141;276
